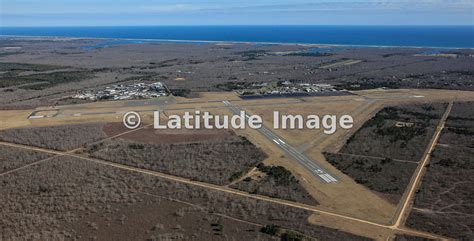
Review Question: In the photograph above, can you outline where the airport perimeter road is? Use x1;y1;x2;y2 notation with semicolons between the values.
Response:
0;139;447;240
392;101;454;228
223;100;338;184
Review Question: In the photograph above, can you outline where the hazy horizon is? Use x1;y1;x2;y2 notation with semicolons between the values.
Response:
2;24;474;28
2;0;473;27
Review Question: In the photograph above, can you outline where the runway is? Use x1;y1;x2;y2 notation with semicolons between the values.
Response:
223;100;338;183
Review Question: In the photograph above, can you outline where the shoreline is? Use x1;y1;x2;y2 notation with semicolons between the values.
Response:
1;34;472;50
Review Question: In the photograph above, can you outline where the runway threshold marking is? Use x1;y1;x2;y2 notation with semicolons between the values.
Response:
222;100;338;183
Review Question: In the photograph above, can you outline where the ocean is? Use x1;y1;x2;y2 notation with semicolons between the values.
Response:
1;26;473;48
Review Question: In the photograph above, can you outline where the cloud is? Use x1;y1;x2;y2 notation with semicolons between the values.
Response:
138;4;203;13
2;0;472;26
5;1;473;15
219;1;473;14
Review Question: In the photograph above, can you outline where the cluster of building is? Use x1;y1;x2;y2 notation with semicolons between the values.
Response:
238;81;340;96
279;81;338;93
73;82;168;101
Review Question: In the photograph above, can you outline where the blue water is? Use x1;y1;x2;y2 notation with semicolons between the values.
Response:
1;26;473;48
307;47;347;54
79;39;145;49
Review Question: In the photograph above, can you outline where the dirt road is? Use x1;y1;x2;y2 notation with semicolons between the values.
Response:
391;101;454;228
0;140;448;240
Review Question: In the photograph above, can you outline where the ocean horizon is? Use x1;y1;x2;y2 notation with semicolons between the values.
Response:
1;25;473;48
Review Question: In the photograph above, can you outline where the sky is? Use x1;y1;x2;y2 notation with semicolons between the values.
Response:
1;0;473;26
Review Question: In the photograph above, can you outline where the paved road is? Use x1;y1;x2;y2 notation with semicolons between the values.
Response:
40;99;304;119
223;100;338;184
